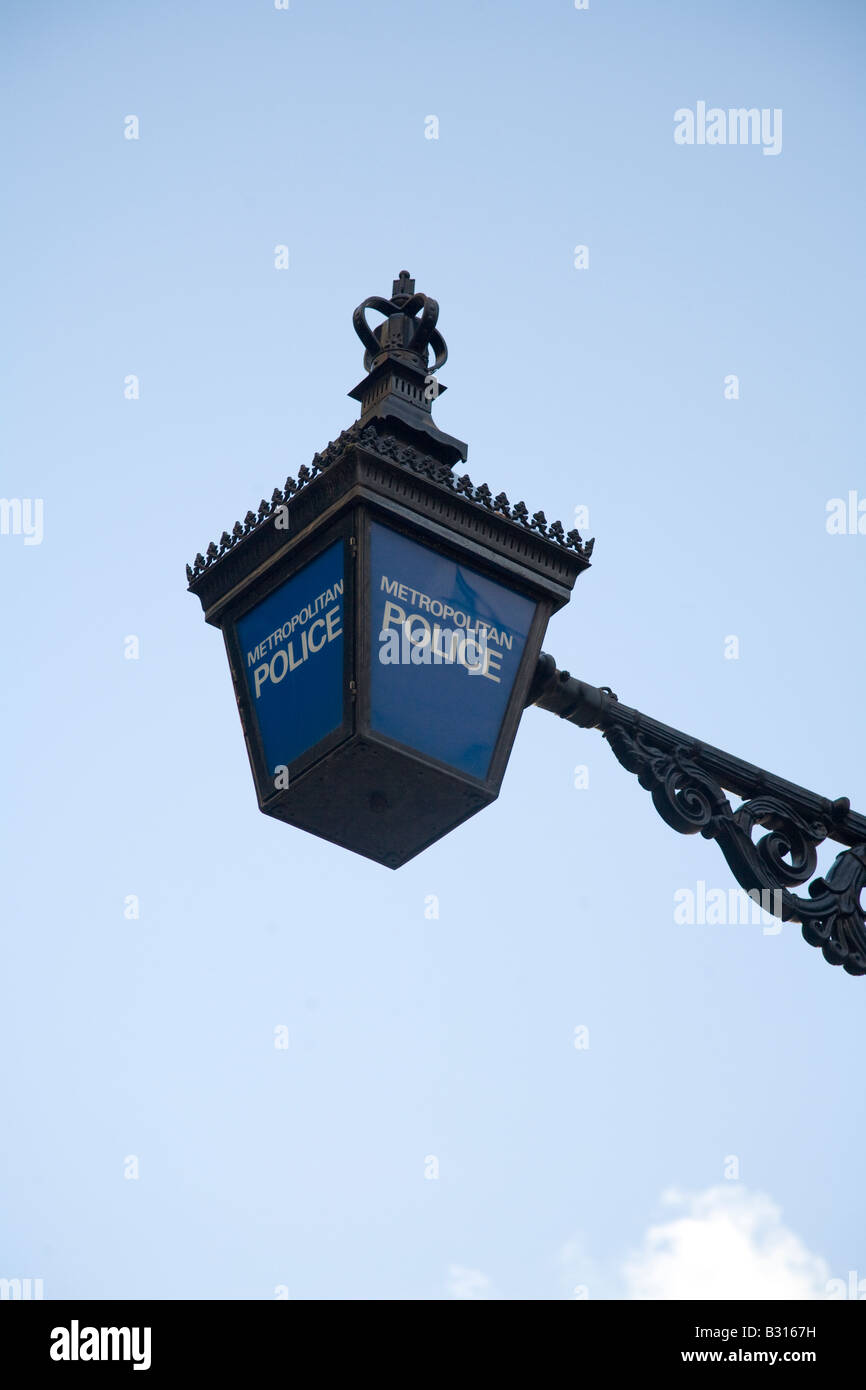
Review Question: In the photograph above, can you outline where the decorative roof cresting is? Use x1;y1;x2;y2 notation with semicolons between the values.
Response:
187;273;594;583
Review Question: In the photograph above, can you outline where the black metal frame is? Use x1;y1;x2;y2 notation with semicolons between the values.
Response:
529;654;866;976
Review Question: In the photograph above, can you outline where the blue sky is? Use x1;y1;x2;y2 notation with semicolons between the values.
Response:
1;0;865;1299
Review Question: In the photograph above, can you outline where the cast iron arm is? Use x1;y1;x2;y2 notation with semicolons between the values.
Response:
528;653;866;976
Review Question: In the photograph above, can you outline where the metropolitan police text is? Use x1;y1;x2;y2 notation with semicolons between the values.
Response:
378;575;514;682
247;581;343;698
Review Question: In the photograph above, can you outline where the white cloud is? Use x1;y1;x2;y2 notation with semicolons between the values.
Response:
622;1186;829;1300
447;1265;493;1300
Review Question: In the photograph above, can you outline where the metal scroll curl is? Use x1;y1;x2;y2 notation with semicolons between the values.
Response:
604;725;866;976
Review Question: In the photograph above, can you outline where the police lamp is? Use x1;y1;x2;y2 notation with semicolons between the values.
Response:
187;272;592;867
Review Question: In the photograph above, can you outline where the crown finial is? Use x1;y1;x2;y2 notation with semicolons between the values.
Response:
352;272;447;376
348;270;466;465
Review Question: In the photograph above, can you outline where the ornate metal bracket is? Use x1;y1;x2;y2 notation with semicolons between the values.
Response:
529;654;866;976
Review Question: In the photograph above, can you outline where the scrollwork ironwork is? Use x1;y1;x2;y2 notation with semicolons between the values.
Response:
604;724;866;976
530;657;866;977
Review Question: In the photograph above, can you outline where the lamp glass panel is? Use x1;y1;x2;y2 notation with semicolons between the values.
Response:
235;540;345;774
369;522;535;779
